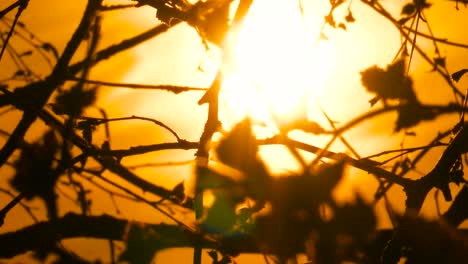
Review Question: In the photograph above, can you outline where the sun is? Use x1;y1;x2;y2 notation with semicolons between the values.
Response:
219;0;336;134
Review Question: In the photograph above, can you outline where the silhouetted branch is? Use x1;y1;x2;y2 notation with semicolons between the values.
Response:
0;192;24;226
0;213;465;261
0;0;101;168
0;0;29;62
404;122;468;213
77;115;184;142
35;108;195;209
0;213;214;259
100;3;138;11
0;1;22;19
334;103;462;135
443;185;468;227
68;22;178;75
108;141;198;158
402;25;468;49
67;76;208;93
361;0;464;99
78;169;193;227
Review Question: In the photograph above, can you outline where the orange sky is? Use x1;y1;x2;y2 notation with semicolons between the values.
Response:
1;0;468;263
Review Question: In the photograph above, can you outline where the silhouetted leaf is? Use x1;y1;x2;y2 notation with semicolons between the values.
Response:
401;3;416;15
345;9;355;23
41;43;59;59
413;0;432;10
451;69;468;82
52;85;97;116
270;160;346;211
396;214;468;264
313;160;347;201
338;23;347;30
360;59;417;105
208;250;233;264
10;130;59;200
10;130;60;219
171;181;185;202
395;102;436;131
324;14;336;27
433;57;446;70
254;163;346;259
332;194;376;242
119;223;158;264
216;119;257;172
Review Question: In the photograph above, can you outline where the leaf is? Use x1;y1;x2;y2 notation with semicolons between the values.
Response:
208;250;233;264
41;43;59;59
433;57;446;70
10;130;59;200
52;85;97;116
360;59;417;105
216;119;257;172
338;23;347;30
332;194;376;240
119;224;159;264
271;160;346;211
413;0;432;9
451;69;468;82
324;14;336;27
313;160;347;201
345;9;355;23
401;3;416;15
171;181;185;201
395;102;436;131
396;214;467;264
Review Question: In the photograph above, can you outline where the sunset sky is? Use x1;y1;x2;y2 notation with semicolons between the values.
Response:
1;0;467;262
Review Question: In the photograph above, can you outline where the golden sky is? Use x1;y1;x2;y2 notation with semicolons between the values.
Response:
1;0;467;263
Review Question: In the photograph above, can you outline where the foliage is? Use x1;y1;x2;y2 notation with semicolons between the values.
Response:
0;0;467;264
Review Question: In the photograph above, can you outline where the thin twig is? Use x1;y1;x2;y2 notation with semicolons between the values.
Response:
78;115;184;142
67;76;208;93
403;25;468;49
0;0;28;62
361;143;447;161
0;189;38;223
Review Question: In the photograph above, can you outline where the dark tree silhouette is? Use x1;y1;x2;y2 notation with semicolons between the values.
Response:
0;0;467;263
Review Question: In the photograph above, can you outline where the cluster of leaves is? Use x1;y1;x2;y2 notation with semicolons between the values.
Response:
51;84;97;117
9;130;60;219
135;0;234;46
195;119;377;262
399;0;431;25
321;0;356;34
360;59;437;131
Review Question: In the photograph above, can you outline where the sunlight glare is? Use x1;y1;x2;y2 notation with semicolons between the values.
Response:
220;0;336;133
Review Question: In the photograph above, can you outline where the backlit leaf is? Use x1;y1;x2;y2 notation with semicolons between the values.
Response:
216;119;257;172
451;69;468;82
401;3;416;15
52;85;97;116
360;59;417;105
